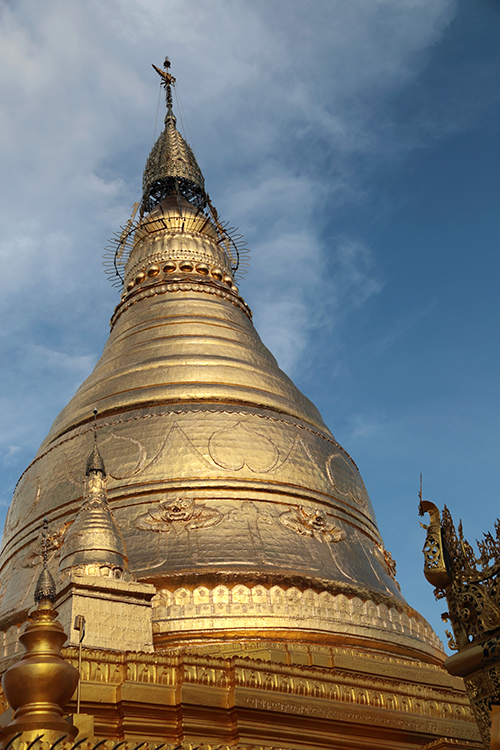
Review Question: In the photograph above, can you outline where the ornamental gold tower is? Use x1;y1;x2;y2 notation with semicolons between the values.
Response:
0;61;482;749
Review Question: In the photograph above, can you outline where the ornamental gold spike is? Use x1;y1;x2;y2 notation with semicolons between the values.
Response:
85;408;106;477
142;57;205;216
0;523;79;745
59;412;128;579
34;518;57;603
104;58;249;290
152;56;176;113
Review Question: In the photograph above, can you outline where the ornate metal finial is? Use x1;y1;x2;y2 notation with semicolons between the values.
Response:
103;58;250;288
34;517;56;604
85;408;106;477
420;503;500;746
3;517;79;742
152;56;176;118
139;56;206;219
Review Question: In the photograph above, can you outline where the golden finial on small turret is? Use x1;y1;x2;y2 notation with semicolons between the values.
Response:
59;410;128;579
85;408;106;477
0;521;79;745
34;518;56;604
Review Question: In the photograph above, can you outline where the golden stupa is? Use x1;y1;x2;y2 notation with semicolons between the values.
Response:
0;60;482;749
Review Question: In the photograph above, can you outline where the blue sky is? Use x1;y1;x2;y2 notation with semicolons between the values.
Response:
1;0;499;648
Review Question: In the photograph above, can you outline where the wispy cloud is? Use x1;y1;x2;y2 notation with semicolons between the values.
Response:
330;238;385;311
363;299;438;355
250;233;384;375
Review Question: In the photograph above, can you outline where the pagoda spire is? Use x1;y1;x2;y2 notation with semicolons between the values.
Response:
141;57;206;216
104;57;248;290
59;410;128;578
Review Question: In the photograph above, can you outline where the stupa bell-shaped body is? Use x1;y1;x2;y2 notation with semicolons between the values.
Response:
0;65;441;664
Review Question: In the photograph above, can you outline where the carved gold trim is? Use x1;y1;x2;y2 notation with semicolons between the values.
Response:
110;275;252;329
61;646;477;739
151;584;441;652
0;636;481;747
135;497;222;533
9;404;354;495
279;506;346;543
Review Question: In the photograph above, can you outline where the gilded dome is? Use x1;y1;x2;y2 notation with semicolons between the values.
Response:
0;71;442;663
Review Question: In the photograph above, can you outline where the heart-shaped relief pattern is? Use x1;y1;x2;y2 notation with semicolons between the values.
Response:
209;421;279;473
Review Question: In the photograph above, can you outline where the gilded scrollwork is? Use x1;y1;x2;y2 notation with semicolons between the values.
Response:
209;422;279;472
279;506;346;544
420;502;500;744
373;543;400;589
421;504;500;649
21;520;73;568
326;452;369;510
464;666;500;747
419;501;452;590
135;497;222;533
422;532;442;570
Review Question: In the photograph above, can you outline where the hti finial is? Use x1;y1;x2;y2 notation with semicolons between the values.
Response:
152;56;176;114
86;408;106;477
418;473;423;516
34;517;56;604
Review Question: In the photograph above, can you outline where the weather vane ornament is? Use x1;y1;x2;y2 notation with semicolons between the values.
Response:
103;56;249;289
420;493;500;747
152;56;176;112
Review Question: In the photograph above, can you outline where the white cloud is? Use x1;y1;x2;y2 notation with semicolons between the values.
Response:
332;238;385;310
26;345;97;376
2;446;20;466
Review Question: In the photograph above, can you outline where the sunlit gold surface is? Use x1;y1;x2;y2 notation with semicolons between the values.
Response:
57;574;155;652
59;445;127;578
0;62;473;749
0;599;78;743
0;193;437;660
23;642;479;747
0;642;481;747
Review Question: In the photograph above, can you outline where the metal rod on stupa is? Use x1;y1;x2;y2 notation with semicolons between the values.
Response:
152;56;176;115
